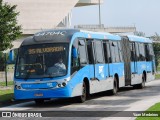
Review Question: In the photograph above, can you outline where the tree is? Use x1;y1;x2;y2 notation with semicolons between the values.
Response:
151;33;160;70
150;32;160;42
0;0;22;51
153;42;160;70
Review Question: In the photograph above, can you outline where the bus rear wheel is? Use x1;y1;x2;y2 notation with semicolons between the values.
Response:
138;75;145;89
133;74;145;89
77;82;87;103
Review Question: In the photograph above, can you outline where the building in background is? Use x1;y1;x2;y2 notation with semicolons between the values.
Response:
4;0;135;49
4;0;103;35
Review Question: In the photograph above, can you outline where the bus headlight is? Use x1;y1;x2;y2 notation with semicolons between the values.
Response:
15;85;21;89
62;82;66;87
18;86;21;89
58;84;61;87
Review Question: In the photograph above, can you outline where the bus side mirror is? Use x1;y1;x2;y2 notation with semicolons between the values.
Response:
72;48;78;59
9;50;14;62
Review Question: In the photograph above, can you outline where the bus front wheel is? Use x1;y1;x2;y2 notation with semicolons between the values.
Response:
77;82;87;103
110;77;118;95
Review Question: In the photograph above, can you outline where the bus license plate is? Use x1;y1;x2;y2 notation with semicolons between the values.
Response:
34;93;43;97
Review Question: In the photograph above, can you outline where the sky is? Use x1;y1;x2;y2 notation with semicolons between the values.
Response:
71;0;160;36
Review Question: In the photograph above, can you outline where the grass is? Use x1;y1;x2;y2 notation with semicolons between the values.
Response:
155;74;160;79
0;89;14;105
136;103;160;120
0;81;14;86
0;81;14;106
147;103;160;111
156;63;160;79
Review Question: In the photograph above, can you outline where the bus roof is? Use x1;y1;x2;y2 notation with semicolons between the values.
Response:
127;35;152;43
21;29;121;46
79;30;121;40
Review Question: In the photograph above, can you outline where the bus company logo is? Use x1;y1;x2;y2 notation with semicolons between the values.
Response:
35;31;67;37
2;112;11;117
99;66;105;78
99;66;104;73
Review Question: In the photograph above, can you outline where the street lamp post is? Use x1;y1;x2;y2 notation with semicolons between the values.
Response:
99;0;101;28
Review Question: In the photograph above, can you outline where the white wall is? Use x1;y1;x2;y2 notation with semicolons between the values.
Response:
4;0;79;34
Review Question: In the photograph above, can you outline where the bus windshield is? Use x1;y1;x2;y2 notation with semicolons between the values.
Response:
15;43;68;79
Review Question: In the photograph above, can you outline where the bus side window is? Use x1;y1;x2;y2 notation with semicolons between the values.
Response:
130;42;136;61
135;43;140;61
103;41;112;63
114;42;120;62
110;42;116;63
145;44;150;61
71;47;79;67
103;41;108;63
111;41;120;63
148;44;154;60
78;39;88;66
117;41;123;62
139;43;146;61
107;42;112;63
86;40;95;64
71;46;80;74
94;40;104;63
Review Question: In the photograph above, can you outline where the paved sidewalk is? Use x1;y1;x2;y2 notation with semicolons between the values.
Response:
100;80;160;120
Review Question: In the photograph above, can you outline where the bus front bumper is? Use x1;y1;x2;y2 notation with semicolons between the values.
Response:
14;86;72;100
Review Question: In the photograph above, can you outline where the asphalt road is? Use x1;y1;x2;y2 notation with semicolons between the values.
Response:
1;79;160;120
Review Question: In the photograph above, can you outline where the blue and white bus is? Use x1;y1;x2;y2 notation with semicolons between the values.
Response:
12;29;155;104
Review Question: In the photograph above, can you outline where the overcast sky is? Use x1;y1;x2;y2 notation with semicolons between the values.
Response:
72;0;160;36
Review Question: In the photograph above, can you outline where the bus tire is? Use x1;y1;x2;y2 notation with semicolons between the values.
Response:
110;77;118;95
77;81;87;103
138;74;145;89
134;74;145;89
34;99;44;105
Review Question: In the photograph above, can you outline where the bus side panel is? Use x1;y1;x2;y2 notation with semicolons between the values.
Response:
146;61;155;82
137;61;147;75
94;64;106;80
131;61;146;85
109;62;125;87
71;65;90;97
104;64;109;78
72;63;119;95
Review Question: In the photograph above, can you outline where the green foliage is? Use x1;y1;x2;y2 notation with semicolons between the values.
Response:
153;43;160;51
0;81;13;86
153;42;160;70
136;102;160;120
150;32;160;41
0;51;5;71
155;73;160;79
152;33;160;70
0;89;13;103
0;0;22;51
